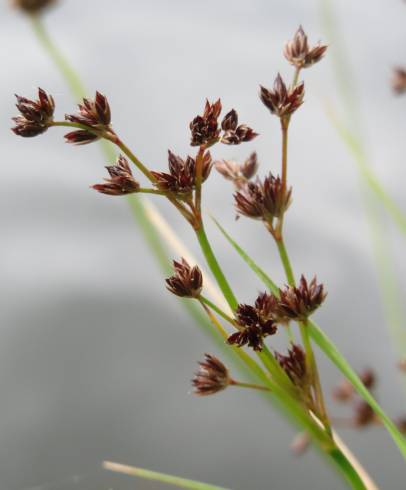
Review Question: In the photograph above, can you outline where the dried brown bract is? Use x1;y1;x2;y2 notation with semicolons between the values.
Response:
215;152;258;189
392;67;406;94
152;150;212;194
65;91;112;145
190;99;222;147
275;344;307;388
228;294;278;351
220;109;258;145
234;173;292;220
277;275;326;321
260;74;304;118
166;258;203;298
192;354;231;396
12;0;56;13
12;88;54;137
284;26;327;69
92;155;140;196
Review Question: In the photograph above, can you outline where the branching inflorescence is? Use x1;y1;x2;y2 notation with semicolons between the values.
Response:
12;16;406;488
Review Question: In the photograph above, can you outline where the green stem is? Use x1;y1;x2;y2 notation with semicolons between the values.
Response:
275;238;295;286
195;225;238;311
199;296;236;325
232;380;271;392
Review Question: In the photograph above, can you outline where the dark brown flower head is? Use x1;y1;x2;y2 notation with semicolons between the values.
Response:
190;99;222;147
12;0;56;13
192;354;231;396
12;88;55;137
220;110;258;145
277;275;326;321
284;26;327;69
165;258;203;298
215;152;258;189
275;344;307;388
392;68;406;94
228;295;278;351
65;91;111;145
152;150;212;194
234;172;292;220
260;74;304;118
92;155;140;196
353;401;375;428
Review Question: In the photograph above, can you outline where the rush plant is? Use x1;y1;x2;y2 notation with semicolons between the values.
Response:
11;2;406;489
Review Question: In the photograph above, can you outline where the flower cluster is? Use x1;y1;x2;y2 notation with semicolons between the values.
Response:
215;152;258;189
12;0;56;13
284;26;327;69
260;74;304;119
165;258;203;298
190;99;257;147
192;354;231;396
234;173;292;220
227;293;278;351
65;91;112;145
92;155;140;196
151;150;213;194
275;344;307;389
12;88;55;137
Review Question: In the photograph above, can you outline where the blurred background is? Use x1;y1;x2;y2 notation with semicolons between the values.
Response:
1;0;406;488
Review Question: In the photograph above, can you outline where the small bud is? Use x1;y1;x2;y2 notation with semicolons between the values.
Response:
189;99;222;147
12;88;54;137
275;344;307;388
284;26;327;69
353;401;375;428
392;68;406;94
260;74;304;118
92;155;140;196
166;258;203;298
12;0;56;13
192;354;231;396
227;294;278;351
277;275;326;321
152;150;212;194
65;91;112;145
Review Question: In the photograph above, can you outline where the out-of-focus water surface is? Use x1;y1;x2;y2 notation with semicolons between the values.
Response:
1;1;406;489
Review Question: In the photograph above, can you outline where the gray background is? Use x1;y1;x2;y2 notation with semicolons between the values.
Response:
1;0;406;489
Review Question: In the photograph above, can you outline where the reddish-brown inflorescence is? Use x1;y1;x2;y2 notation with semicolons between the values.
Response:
220;109;258;145
166;258;203;298
284;26;327;69
192;354;231;396
151;150;213;194
260;74;304;118
190;99;222;147
65;91;112;145
234;173;292;220
228;293;278;351
12;0;56;13
92;155;140;196
392;67;406;94
275;344;307;388
215;152;258;189
12;88;55;137
277;275;326;321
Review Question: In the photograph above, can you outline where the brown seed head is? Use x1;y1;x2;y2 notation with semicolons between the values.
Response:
227;294;278;351
277;275;326;321
353;401;375;428
12;88;55;137
275;344;307;388
152;150;212;194
165;258;203;298
284;26;327;69
65;91;111;145
92;155;140;196
12;0;56;13
192;354;231;396
260;74;304;118
234;172;292;220
190;99;222;147
392;68;406;94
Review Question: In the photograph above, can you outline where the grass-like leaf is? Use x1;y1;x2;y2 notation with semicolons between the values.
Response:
213;218;406;459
